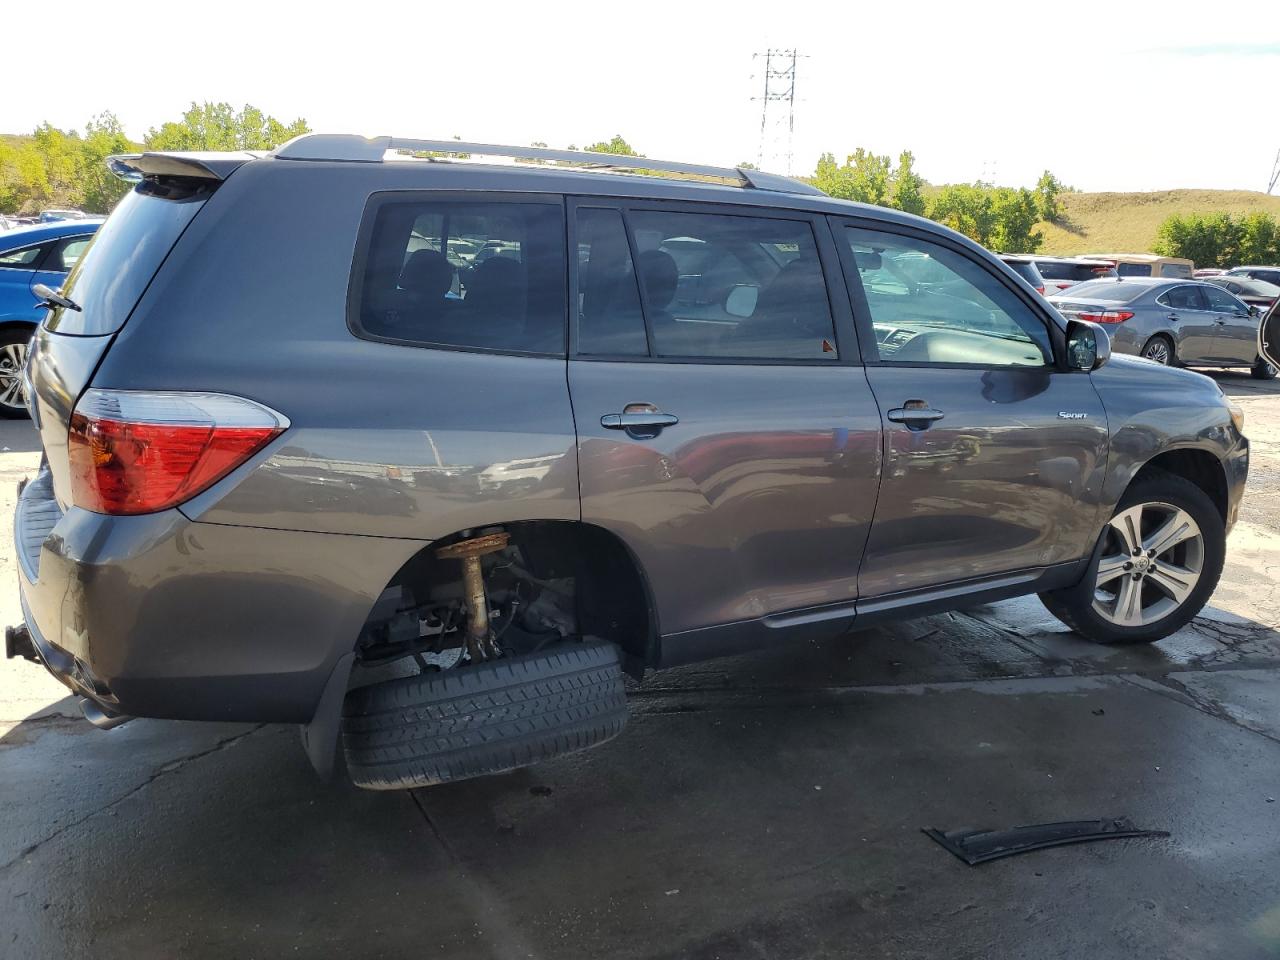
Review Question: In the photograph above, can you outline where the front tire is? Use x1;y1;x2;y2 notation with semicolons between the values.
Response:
1039;471;1224;644
0;327;33;419
1252;355;1277;380
341;641;628;790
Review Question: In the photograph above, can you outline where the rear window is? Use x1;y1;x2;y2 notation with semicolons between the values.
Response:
45;185;210;335
1159;262;1192;278
352;198;566;355
1003;260;1044;288
1116;262;1153;277
1057;280;1150;302
1036;260;1117;281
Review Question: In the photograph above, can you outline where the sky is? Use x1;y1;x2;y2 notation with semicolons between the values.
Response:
6;0;1279;194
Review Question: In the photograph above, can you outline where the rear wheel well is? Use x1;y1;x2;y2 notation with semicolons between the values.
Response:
358;521;657;674
1131;449;1227;522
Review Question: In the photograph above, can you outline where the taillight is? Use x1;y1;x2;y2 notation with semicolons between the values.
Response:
68;389;288;515
1036;286;1046;295
1077;310;1134;324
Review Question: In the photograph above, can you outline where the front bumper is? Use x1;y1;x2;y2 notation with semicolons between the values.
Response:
11;466;422;723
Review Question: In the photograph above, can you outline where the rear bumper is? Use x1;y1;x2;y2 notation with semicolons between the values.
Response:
11;467;421;723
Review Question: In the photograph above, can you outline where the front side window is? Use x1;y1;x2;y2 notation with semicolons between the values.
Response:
1202;285;1246;314
355;199;566;354
0;244;47;268
845;228;1049;367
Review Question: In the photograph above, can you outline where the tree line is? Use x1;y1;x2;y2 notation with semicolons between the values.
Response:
1153;212;1280;268
0;103;310;215
809;149;1067;253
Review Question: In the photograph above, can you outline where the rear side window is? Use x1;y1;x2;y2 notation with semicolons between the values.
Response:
1116;262;1153;277
575;206;837;361
1160;262;1192;278
46;185;210;335
353;198;566;355
0;244;46;268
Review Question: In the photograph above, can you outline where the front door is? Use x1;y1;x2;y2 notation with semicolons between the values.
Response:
833;220;1109;598
568;200;882;643
1201;283;1261;364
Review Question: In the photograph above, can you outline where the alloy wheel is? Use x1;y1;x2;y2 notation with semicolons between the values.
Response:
1143;340;1171;365
0;340;28;414
1092;501;1204;627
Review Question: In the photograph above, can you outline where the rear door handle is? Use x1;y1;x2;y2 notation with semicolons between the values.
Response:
601;412;679;430
1167;313;1180;322
887;403;945;428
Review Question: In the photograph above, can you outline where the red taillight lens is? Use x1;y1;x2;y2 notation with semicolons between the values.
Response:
68;390;288;515
1036;285;1046;295
1077;310;1134;324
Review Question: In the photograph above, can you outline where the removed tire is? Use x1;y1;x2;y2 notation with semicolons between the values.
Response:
341;640;627;790
1251;355;1277;380
1039;470;1224;645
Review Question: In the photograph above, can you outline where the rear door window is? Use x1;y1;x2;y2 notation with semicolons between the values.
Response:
1159;285;1209;310
353;197;566;355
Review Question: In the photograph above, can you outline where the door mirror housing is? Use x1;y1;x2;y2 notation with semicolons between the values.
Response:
1065;318;1110;371
1261;304;1280;369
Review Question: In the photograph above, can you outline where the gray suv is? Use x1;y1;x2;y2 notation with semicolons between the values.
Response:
6;137;1250;790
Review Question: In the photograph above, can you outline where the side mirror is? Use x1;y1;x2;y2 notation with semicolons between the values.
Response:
1249;304;1262;318
1261;304;1280;368
1066;318;1110;372
724;284;759;319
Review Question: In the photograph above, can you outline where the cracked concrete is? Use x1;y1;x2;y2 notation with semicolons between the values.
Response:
1;371;1279;959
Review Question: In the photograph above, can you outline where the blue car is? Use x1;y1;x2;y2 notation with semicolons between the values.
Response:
0;218;103;417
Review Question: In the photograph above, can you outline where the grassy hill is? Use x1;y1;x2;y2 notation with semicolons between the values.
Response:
1037;189;1280;256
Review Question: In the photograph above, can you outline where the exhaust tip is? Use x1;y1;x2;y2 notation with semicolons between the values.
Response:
79;697;132;730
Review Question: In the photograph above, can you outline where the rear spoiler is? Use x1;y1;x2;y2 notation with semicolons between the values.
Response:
106;151;259;183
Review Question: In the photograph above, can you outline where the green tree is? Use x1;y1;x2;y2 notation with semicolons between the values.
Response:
929;183;997;246
1153;212;1246;268
77;112;138;214
145;102;309;152
890;150;926;216
1034;170;1065;222
584;135;640;156
1238;212;1280;265
989;187;1044;253
812;149;892;205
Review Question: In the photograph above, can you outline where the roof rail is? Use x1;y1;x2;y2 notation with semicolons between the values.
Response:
271;134;824;197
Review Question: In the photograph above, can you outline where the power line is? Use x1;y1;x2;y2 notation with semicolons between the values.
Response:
1268;148;1280;195
751;49;804;175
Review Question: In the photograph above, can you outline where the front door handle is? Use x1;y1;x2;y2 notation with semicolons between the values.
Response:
1167;313;1180;322
601;412;679;430
887;401;945;430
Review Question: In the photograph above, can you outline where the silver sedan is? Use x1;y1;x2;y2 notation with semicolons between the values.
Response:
1050;277;1276;380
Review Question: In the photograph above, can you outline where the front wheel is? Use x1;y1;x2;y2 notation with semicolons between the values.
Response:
1252;355;1277;380
1039;471;1225;644
0;327;33;419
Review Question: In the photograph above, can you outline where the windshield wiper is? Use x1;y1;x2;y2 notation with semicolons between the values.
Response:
33;283;81;313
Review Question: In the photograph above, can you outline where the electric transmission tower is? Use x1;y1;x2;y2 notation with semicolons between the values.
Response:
1268;148;1280;195
752;49;802;174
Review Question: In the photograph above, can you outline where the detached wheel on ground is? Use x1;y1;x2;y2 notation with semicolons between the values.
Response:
0;327;32;419
1141;334;1175;367
1039;470;1225;645
1252;355;1277;380
341;640;628;790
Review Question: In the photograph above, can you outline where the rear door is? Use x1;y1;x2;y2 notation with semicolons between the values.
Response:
833;218;1108;598
1156;285;1217;362
1201;283;1260;364
567;199;882;648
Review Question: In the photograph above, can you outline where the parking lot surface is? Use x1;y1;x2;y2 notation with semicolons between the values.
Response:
2;372;1278;959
